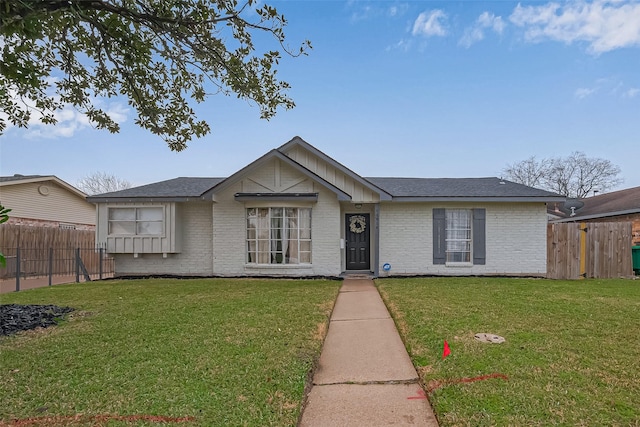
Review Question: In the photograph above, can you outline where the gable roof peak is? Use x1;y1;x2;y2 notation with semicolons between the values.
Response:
277;136;392;200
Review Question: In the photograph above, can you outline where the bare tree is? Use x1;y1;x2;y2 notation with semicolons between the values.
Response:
503;152;622;198
77;172;132;195
502;156;547;188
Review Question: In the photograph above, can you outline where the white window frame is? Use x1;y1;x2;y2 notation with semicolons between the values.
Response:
108;207;165;237
445;209;472;264
246;207;312;265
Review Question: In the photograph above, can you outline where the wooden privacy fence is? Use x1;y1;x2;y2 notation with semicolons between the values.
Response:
1;224;96;249
547;222;633;279
0;225;114;291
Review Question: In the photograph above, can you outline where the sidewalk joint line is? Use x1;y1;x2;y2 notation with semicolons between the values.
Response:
313;379;420;386
330;316;391;322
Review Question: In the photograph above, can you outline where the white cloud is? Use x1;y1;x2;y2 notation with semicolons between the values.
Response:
23;101;128;139
459;11;505;48
478;11;506;34
386;38;412;52
623;87;640;98
350;4;375;23
412;10;448;37
2;76;129;138
573;78;640;100
509;1;640;54
388;3;409;18
1;91;129;139
575;87;598;99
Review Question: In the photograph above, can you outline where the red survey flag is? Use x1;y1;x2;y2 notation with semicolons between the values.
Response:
442;340;451;359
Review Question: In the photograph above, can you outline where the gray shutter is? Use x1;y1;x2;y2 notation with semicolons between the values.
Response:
433;208;446;265
473;208;486;265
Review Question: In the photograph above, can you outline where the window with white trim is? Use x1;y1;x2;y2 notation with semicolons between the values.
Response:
246;207;311;264
445;209;472;263
108;207;164;236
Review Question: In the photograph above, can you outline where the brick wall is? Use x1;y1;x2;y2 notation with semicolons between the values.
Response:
378;202;548;276
212;183;342;277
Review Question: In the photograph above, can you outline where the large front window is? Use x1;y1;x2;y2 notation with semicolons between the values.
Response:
246;207;311;264
445;209;472;263
108;207;164;236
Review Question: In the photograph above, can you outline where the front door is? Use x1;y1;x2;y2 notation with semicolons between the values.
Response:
345;213;370;270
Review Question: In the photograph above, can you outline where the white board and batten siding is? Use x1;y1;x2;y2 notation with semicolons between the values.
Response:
112;202;213;276
96;202;181;255
283;145;380;203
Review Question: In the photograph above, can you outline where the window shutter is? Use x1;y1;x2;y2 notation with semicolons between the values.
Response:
473;208;486;265
433;208;446;265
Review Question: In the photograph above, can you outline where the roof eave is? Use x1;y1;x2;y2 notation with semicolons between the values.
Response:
1;175;88;199
86;196;209;203
388;196;567;203
550;208;640;222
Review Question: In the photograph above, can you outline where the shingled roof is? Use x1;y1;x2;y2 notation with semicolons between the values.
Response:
0;174;49;183
85;137;563;203
365;177;562;201
87;177;225;202
88;175;562;203
552;186;640;221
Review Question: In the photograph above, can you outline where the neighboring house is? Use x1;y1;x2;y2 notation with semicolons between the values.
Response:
0;175;95;230
550;186;640;246
88;137;564;278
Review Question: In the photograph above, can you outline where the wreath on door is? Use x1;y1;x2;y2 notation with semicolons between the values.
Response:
349;215;366;234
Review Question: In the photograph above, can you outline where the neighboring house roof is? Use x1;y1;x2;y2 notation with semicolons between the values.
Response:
0;174;87;199
0;174;95;226
365;177;563;202
551;186;640;222
85;138;565;203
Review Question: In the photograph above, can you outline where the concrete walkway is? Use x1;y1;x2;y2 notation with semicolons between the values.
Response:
299;278;439;426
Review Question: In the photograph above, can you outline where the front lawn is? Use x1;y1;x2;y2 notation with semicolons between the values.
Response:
0;278;340;426
377;277;640;426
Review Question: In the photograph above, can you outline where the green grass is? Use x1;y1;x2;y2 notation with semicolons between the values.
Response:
377;277;640;426
0;278;340;426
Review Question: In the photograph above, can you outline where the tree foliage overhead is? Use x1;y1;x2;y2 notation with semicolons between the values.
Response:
76;171;132;195
503;152;623;198
0;0;310;150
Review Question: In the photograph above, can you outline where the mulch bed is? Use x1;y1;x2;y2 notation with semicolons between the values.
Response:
0;304;74;337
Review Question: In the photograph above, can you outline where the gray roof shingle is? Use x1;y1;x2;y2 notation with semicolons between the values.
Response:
365;177;562;199
88;176;562;202
551;185;640;220
87;177;225;201
0;175;48;183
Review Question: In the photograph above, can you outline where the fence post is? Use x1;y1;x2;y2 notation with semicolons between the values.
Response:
75;248;80;283
99;247;104;280
16;246;21;292
48;247;53;286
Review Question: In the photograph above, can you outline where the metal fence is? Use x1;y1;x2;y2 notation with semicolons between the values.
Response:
1;244;115;292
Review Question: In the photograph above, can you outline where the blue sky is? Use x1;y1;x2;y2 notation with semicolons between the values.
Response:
1;0;639;192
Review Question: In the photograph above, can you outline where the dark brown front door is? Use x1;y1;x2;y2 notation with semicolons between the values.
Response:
346;213;370;270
